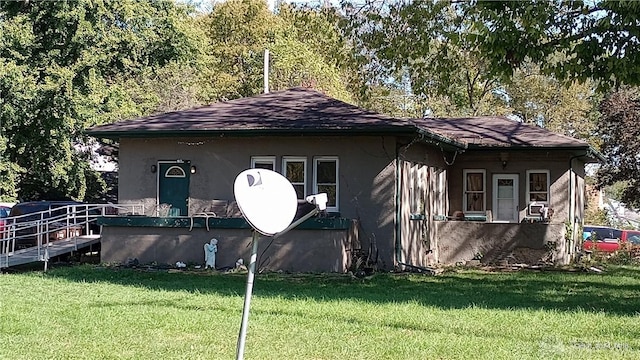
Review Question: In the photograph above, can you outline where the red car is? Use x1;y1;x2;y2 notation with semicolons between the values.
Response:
583;226;621;252
583;226;640;252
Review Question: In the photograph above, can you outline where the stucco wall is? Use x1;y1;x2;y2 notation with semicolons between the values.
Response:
117;135;401;270
100;226;354;273
446;150;586;224
436;221;565;265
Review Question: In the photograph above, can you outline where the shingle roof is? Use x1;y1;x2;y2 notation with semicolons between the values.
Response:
87;87;596;156
86;87;416;138
412;116;589;148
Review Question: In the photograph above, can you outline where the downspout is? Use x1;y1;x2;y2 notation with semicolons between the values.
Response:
395;146;403;268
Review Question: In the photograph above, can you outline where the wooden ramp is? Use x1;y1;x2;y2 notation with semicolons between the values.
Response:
1;235;101;269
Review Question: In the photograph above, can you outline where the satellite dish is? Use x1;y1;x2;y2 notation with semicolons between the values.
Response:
233;168;298;236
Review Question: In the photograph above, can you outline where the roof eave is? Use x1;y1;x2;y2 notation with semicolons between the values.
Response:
415;128;467;151
465;144;604;163
85;127;418;140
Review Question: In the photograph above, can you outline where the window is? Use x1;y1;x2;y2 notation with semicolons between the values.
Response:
165;166;186;178
526;170;550;212
251;156;275;171
314;157;339;211
463;169;485;213
283;157;306;199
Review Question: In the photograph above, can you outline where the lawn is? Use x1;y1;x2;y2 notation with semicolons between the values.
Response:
1;264;639;359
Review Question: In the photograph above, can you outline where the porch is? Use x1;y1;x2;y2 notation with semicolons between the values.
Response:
435;221;568;265
97;215;358;273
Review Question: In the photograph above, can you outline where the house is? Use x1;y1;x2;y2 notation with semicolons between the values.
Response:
86;87;601;272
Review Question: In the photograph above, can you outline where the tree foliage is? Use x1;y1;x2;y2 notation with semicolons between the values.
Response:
468;0;640;89
0;0;367;201
345;0;640;91
0;0;201;201
596;87;640;208
343;0;505;115
503;60;601;143
198;0;359;103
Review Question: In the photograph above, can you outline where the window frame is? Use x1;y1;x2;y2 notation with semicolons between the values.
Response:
282;156;307;200
250;156;276;171
313;156;339;212
463;169;486;214
526;170;550;215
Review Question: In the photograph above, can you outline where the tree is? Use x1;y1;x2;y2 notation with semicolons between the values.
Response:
0;0;201;201
503;60;601;143
596;87;640;208
198;0;279;100
343;1;507;116
197;0;363;103
341;0;609;135
467;0;640;89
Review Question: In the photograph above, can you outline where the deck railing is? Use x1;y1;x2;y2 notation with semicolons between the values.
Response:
0;203;144;269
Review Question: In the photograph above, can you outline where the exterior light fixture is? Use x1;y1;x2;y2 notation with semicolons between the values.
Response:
190;165;197;174
499;152;509;170
151;165;157;173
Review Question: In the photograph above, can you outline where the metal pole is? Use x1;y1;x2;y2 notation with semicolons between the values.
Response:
236;230;260;360
235;206;319;359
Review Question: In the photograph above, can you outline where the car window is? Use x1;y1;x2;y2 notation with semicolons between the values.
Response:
627;235;640;245
584;226;617;241
0;208;9;218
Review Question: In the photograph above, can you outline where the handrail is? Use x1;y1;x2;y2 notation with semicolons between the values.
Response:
0;203;145;267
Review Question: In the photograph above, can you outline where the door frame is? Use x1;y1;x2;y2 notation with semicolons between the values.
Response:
156;160;191;216
492;174;519;223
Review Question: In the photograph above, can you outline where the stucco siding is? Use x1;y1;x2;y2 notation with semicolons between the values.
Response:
100;226;354;272
446;150;578;224
116;135;401;270
436;222;564;264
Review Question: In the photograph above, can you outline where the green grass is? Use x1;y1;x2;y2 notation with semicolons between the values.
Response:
1;265;639;359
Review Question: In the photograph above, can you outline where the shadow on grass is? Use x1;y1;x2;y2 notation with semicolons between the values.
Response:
37;264;640;317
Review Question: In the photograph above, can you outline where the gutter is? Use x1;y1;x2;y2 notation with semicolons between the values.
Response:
85;127;419;140
415;128;467;151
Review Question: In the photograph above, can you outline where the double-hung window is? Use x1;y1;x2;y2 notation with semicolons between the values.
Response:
526;170;550;214
283;156;306;199
463;169;486;213
251;156;275;171
314;157;339;212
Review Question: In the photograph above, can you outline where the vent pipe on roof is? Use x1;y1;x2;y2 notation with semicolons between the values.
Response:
264;49;269;94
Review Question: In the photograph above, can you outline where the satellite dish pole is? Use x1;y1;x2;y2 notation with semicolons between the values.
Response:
233;169;327;360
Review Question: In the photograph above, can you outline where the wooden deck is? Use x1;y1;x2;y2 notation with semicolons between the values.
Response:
0;235;101;269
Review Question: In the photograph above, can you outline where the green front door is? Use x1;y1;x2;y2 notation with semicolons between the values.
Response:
158;162;190;216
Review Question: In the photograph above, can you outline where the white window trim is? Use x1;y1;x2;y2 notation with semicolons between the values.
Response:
250;156;276;171
463;169;486;214
282;156;307;199
492;174;519;223
526;169;550;214
313;156;339;212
